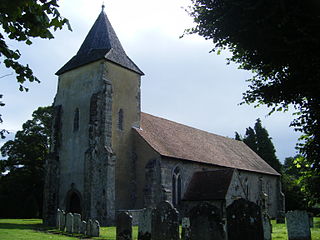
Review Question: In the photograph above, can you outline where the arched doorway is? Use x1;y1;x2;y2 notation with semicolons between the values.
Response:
66;190;82;214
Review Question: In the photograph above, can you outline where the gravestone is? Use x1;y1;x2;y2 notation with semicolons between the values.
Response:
86;219;92;236
286;210;311;240
138;208;152;240
80;221;86;235
73;213;81;234
56;209;62;229
181;217;191;240
151;201;179;240
227;199;264;240
59;210;66;231
66;213;74;233
116;211;132;240
188;202;225;240
91;220;100;237
262;213;272;240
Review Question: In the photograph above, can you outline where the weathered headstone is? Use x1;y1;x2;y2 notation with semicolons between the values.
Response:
286;210;311;240
262;213;272;240
86;219;92;236
151;201;179;240
91;220;100;237
56;209;62;229
188;202;225;240
66;213;74;233
117;211;132;240
73;213;81;234
227;199;264;240
80;221;86;235
59;210;66;231
181;217;191;240
138;208;152;240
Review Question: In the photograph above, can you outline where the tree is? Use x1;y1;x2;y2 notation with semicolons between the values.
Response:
0;0;71;90
236;119;282;172
0;106;52;218
282;155;320;209
187;0;320;173
254;119;282;173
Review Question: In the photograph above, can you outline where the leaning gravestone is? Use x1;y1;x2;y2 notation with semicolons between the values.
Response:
117;211;132;240
66;213;74;233
286;210;311;240
91;220;100;237
188;202;225;240
73;213;81;234
138;208;152;240
86;219;92;236
59;210;66;231
151;201;179;240
226;199;264;240
181;217;191;240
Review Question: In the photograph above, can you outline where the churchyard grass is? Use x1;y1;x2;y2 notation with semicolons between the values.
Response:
0;218;319;239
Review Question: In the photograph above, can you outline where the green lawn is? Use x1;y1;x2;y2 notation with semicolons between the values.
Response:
0;218;319;240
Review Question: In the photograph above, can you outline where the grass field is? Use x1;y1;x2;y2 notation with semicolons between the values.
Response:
0;218;319;240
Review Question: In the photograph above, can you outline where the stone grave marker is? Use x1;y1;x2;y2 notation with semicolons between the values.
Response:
286;210;311;240
91;220;100;237
86;219;92;236
73;213;81;234
116;211;132;240
181;217;191;240
151;201;179;240
56;209;62;229
226;199;264;240
188;202;225;240
59;210;66;231
138;208;152;240
80;221;86;235
65;213;74;233
262;213;272;240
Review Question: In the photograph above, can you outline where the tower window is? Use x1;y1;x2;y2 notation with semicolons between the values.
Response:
73;108;79;132
118;109;124;130
172;167;182;206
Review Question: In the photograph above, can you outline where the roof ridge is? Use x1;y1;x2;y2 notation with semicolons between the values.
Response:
140;112;237;143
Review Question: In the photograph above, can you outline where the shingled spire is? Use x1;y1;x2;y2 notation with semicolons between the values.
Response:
56;6;143;75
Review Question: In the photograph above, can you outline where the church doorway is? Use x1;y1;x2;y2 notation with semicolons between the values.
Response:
66;190;82;214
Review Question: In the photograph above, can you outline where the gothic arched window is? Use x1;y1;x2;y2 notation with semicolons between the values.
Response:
172;167;182;206
73;108;79;132
118;109;124;130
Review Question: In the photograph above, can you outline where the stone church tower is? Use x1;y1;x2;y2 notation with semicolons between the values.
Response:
43;6;143;226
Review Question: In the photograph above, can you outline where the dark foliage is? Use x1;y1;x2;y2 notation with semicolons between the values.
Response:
0;0;71;90
187;0;320;173
0;106;52;218
235;119;282;173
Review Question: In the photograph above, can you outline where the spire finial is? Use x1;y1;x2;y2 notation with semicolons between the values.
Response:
101;2;105;11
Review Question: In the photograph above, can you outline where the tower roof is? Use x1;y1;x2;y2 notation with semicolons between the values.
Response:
56;7;143;75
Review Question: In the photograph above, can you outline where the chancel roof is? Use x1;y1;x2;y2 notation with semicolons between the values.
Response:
135;112;280;176
183;169;235;201
56;7;143;75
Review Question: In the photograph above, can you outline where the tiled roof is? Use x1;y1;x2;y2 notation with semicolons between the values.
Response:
56;9;143;75
183;169;235;201
134;112;280;176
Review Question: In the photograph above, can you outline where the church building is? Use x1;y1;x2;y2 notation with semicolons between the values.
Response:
43;6;284;226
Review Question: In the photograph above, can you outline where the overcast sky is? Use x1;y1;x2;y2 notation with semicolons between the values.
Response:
0;0;300;162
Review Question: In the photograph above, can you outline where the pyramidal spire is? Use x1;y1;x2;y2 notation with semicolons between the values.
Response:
56;6;143;75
